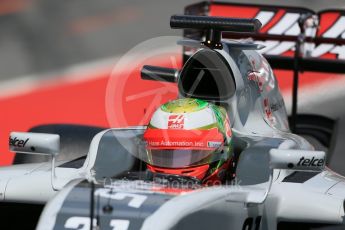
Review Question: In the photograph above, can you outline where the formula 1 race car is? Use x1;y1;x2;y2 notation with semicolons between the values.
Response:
2;2;345;230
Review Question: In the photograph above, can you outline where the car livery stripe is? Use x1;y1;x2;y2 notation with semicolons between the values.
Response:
282;171;319;183
208;3;345;60
313;11;345;59
260;9;285;33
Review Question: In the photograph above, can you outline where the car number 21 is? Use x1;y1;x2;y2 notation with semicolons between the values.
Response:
63;191;148;229
64;217;129;230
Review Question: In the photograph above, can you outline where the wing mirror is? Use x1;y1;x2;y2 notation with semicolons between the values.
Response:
10;132;59;155
269;149;325;171
9;132;61;190
228;148;325;205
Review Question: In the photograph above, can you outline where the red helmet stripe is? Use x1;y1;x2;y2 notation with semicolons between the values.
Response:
144;128;224;150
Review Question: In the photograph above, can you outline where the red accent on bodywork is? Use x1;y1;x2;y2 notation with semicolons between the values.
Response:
281;50;295;57
317;12;340;36
260;9;286;33
209;5;259;19
319;53;337;60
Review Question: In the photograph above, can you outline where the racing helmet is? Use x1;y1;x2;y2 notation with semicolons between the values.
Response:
143;98;233;183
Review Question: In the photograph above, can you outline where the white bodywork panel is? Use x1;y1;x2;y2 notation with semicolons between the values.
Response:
0;162;83;203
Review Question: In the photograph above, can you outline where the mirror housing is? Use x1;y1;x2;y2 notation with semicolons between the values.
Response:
9;132;60;156
230;148;325;204
10;132;61;191
270;149;325;171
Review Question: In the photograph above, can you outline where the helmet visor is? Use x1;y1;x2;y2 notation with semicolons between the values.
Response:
142;148;227;168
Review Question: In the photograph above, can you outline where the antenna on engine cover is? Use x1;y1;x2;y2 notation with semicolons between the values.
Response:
290;13;318;133
170;15;262;49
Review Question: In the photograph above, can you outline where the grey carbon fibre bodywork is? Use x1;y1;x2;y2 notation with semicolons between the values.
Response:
53;181;175;230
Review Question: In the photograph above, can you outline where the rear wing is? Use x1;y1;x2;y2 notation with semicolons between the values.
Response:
183;1;345;73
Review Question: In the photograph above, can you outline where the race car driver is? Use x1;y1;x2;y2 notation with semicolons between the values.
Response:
143;98;234;185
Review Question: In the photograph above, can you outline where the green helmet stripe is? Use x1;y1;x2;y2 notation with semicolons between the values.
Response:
161;98;208;113
210;105;227;137
196;123;218;130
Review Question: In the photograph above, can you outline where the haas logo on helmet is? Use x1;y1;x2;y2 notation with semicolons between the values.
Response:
168;115;184;129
